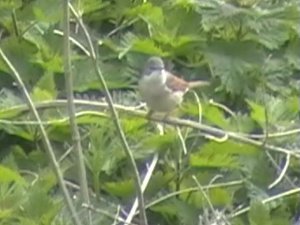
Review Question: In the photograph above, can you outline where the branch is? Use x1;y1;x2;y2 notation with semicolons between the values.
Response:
62;1;91;224
69;4;148;225
0;50;82;225
1;99;300;159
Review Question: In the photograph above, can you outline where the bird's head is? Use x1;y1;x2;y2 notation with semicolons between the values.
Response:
143;56;165;76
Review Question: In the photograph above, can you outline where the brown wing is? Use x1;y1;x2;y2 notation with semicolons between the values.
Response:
165;72;189;93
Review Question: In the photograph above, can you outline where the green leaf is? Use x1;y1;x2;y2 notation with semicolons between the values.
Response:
285;38;300;70
247;96;299;128
248;200;271;225
174;200;199;225
32;0;62;23
142;132;178;150
20;187;61;224
190;141;258;169
204;40;264;94
208;188;233;206
118;33;166;57
0;165;26;185
0;0;22;32
270;205;291;225
202;103;230;129
200;140;258;155
125;2;164;26
72;57;132;91
0;37;41;86
144;172;173;196
31;87;54;101
104;180;134;198
246;100;266;127
190;151;239;169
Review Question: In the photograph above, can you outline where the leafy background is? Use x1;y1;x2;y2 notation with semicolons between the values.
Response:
0;0;300;224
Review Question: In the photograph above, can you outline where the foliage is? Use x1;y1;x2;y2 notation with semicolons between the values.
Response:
0;0;300;224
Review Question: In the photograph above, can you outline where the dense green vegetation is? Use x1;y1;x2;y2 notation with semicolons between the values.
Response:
0;0;300;224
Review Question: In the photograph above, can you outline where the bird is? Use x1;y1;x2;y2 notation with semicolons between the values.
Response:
138;56;209;116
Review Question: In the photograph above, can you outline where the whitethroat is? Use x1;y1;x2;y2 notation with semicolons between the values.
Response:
138;56;209;116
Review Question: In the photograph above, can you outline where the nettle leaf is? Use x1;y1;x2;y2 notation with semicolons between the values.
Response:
270;205;291;225
31;87;54;101
132;38;166;55
150;200;178;217
201;140;258;155
144;171;173;196
0;182;24;220
118;33;166;58
0;165;26;185
0;124;35;141
72;56;131;91
19;187;61;224
248;200;272;225
208;188;233;206
80;0;110;15
30;72;57;101
285;38;300;70
85;125;124;178
202;102;231;129
247;96;299;128
190;150;238;169
151;3;204;51
32;0;62;23
229;112;257;133
103;179;134;198
142;132;178;151
190;141;258;169
174;200;199;225
125;2;164;26
0;88;24;108
246;22;290;50
240;153;274;188
0;0;22;32
198;1;256;38
204;40;264;94
0;37;41;85
201;103;256;133
245;4;300;49
34;72;56;97
246;100;265;126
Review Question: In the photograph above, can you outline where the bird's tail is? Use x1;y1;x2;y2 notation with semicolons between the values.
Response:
188;80;210;89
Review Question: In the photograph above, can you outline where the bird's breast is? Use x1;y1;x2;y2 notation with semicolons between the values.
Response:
138;73;184;112
138;73;167;97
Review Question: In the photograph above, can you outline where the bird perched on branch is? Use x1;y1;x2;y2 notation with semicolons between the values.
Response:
138;56;209;116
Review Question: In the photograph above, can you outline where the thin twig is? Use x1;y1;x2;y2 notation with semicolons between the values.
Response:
69;4;148;225
230;187;300;218
53;29;91;56
125;154;159;224
62;2;91;224
268;153;292;189
145;180;243;210
0;49;82;225
1;99;300;158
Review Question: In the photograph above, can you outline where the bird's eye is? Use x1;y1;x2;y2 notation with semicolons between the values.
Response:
150;66;163;70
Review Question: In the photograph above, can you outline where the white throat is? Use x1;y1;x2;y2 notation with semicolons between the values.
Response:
143;69;167;85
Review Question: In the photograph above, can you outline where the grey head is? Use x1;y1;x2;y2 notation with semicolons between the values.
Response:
143;56;165;76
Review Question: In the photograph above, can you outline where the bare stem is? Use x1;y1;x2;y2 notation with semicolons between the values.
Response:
69;4;148;225
62;0;91;224
0;49;81;225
